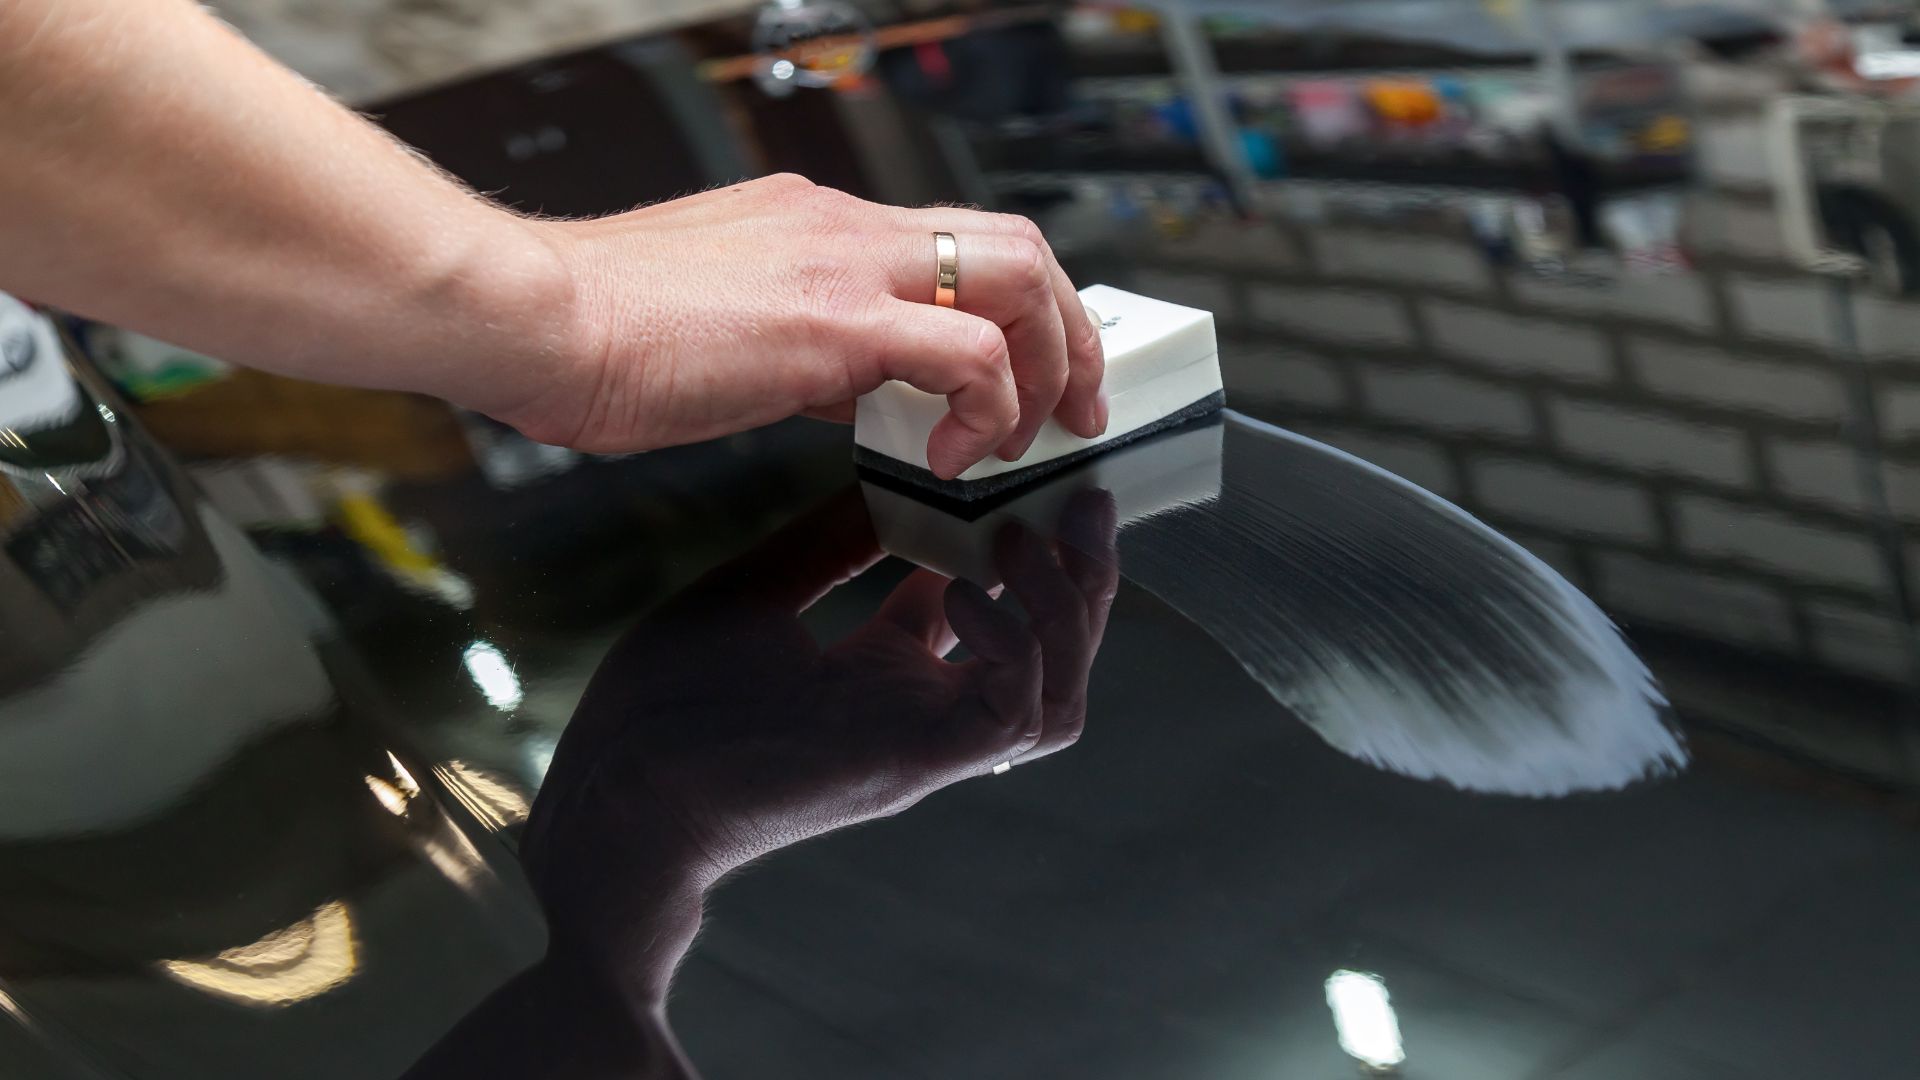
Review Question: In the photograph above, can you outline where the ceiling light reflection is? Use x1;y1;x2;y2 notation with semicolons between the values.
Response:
1325;969;1404;1073
461;640;523;711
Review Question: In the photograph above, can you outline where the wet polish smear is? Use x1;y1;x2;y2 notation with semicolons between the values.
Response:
1100;412;1682;798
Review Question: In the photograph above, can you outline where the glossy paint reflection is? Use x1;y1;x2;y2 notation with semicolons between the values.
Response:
870;411;1680;798
1122;412;1681;797
402;486;1118;1079
0;317;544;1078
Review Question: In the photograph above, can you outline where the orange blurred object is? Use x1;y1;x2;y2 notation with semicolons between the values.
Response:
1364;80;1443;126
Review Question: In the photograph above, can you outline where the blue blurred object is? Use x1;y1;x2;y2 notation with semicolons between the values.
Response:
1156;96;1200;143
1240;128;1284;178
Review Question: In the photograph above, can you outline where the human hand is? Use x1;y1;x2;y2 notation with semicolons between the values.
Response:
504;175;1108;480
519;485;1118;989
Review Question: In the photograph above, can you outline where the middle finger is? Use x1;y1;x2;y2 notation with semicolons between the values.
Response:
883;230;1067;461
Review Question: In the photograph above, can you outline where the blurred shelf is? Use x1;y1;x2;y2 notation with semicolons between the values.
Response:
1253;175;1689;209
1280;151;1690;193
971;131;1212;174
986;169;1225;194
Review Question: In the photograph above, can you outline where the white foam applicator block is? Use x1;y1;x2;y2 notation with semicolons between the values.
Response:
861;416;1223;586
854;284;1222;497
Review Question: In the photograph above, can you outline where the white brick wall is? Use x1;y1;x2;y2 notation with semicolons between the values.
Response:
1673;496;1886;592
1248;284;1413;346
1766;439;1870;514
1507;273;1715;334
1468;458;1659;541
1627;337;1845;423
1550;397;1752;486
1765;440;1920;526
1293;423;1459;498
1127;268;1236;319
1167;219;1301;269
1221;342;1347;408
1854;294;1920;362
1682;192;1790;262
1892;463;1920;525
1422;300;1613;382
1360;365;1535;438
1726;275;1833;348
1873;385;1920;441
1594;550;1796;650
1313;230;1490;292
1499;530;1585;586
1804;601;1914;683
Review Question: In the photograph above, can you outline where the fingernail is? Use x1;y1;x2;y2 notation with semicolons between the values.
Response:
1093;391;1111;435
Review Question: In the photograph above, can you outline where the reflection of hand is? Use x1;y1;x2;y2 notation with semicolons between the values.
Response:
404;487;1116;1080
520;484;1118;995
506;175;1108;479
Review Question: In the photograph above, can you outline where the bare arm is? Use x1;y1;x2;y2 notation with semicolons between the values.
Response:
0;0;1106;478
0;0;563;422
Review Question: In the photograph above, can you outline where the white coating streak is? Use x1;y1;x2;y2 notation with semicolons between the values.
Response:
1097;412;1681;797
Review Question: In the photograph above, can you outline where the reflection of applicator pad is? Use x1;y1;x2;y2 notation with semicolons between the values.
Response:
861;415;1223;586
854;285;1223;500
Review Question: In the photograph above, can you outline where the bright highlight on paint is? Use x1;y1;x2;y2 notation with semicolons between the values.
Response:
1325;969;1404;1072
462;640;523;710
161;902;358;1007
1110;415;1679;798
363;775;410;817
434;759;533;831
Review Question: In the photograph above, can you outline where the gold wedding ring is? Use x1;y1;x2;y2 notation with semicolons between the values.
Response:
933;232;958;308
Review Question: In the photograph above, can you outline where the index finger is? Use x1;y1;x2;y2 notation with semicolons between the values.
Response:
872;301;1020;480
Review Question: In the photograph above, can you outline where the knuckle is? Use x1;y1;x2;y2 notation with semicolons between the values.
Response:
1058;719;1085;748
760;171;814;192
1015;633;1044;666
992;212;1046;246
806;184;861;217
1014;238;1050;283
968;321;1010;374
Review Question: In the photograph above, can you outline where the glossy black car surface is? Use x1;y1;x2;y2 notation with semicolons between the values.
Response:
6;12;1920;1079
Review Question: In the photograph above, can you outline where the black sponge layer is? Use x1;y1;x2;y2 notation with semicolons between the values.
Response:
855;389;1226;504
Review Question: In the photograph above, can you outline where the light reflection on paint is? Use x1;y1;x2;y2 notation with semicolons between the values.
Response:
462;640;523;711
364;774;410;817
999;412;1680;797
420;816;489;891
1325;969;1404;1072
433;759;533;831
386;750;421;798
524;734;558;781
159;901;357;1007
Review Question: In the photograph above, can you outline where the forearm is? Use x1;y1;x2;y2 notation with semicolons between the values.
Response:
0;0;569;420
404;865;708;1080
